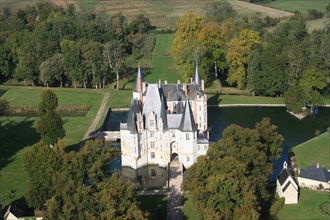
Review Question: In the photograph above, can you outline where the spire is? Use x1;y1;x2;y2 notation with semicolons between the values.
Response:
179;100;196;132
193;62;201;86
133;66;144;92
283;161;287;170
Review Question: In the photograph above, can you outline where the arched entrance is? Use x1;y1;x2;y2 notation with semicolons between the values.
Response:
171;152;178;161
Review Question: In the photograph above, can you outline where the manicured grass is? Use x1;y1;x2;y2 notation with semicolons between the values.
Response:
183;195;203;220
292;132;330;169
152;34;175;55
0;86;104;205
0;117;38;206
277;188;329;219
262;0;329;12
208;93;285;105
149;55;182;83
137;195;167;220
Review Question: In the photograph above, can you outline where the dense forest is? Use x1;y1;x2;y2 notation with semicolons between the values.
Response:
172;1;330;112
0;2;153;89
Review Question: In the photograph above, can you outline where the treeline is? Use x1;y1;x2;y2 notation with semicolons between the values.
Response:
0;2;153;88
172;1;330;112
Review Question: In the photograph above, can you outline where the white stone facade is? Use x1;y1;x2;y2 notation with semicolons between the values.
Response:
120;67;209;169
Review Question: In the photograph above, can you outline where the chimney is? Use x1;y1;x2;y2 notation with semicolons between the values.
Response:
317;162;320;168
177;80;180;84
164;80;167;84
201;80;205;91
190;78;193;84
182;84;187;94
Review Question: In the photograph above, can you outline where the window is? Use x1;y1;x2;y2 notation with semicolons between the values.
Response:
151;152;155;158
187;156;190;162
151;169;156;176
171;131;176;138
204;145;208;151
198;145;201;151
150;142;155;148
186;133;190;140
199;105;201;111
150;132;154;137
150;119;155;127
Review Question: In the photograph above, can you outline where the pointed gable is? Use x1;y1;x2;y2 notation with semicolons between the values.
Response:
277;161;298;192
179;100;196;132
133;66;144;92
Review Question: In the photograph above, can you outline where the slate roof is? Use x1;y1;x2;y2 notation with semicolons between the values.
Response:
282;181;291;192
4;205;23;219
278;168;290;185
299;165;330;182
187;84;204;99
167;114;182;129
197;131;209;144
126;99;140;134
179;100;196;132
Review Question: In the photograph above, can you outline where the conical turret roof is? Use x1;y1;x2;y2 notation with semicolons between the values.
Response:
133;66;144;92
179;100;196;132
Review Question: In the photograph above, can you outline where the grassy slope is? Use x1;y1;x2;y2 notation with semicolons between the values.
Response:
148;34;182;84
0;86;104;205
262;0;328;12
292;132;330;169
277;188;329;220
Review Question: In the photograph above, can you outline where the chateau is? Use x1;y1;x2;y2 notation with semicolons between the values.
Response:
120;66;209;169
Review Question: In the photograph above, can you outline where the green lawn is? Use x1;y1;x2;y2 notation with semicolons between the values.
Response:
262;0;329;12
183;195;203;220
148;34;182;84
0;117;38;206
137;195;167;220
0;86;105;205
277;188;330;219
208;93;285;105
152;34;175;55
292;132;330;169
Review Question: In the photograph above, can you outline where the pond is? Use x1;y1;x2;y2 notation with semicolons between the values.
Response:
105;107;330;180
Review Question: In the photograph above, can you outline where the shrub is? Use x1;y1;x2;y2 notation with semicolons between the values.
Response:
270;197;285;217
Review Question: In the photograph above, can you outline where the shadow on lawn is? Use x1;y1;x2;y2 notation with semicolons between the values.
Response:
207;92;221;105
0;117;39;170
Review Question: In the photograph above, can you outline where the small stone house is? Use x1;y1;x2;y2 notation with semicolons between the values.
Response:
276;161;299;204
298;164;330;189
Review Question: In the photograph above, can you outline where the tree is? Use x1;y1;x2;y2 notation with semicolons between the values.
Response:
0;98;9;116
103;40;126;90
0;44;14;83
14;53;38;86
36;90;65;146
283;85;306;113
22;142;61;209
39;53;64;87
183;119;283;218
203;0;236;22
81;41;105;88
172;12;205;81
226;29;261;89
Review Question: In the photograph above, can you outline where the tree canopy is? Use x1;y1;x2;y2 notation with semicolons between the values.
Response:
183;118;283;219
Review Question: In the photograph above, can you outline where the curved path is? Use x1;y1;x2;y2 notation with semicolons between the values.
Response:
84;92;109;139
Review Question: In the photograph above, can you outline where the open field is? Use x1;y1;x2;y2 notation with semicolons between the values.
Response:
292;132;330;169
1;0;293;28
137;195;167;220
262;0;329;13
277;188;330;219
